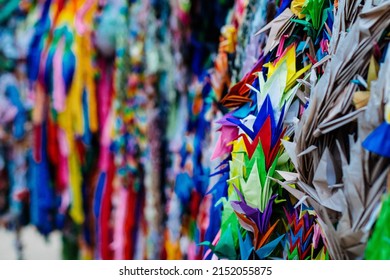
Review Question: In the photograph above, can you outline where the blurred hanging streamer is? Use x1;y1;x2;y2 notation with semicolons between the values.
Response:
0;0;389;260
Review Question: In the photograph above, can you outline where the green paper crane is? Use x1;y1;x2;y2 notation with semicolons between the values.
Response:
365;194;390;259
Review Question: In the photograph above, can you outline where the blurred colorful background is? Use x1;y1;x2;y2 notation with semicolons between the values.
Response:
0;0;389;260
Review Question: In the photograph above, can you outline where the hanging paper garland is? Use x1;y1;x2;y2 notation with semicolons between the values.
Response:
1;0;390;261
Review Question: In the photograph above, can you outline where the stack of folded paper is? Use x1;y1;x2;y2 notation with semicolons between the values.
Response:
0;0;389;260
